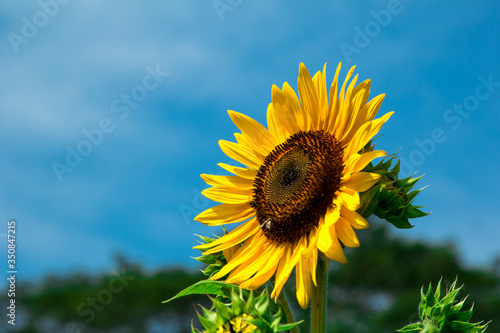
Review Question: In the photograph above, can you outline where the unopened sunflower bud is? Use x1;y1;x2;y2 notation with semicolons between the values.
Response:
398;278;489;333
192;288;302;333
358;155;429;228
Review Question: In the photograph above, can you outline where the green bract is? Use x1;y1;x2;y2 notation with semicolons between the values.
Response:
398;279;489;333
358;154;428;228
193;234;228;278
192;288;302;333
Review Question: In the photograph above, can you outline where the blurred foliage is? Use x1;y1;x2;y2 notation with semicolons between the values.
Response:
4;225;499;333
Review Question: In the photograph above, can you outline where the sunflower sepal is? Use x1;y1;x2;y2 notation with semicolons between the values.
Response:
193;234;231;278
397;322;426;333
398;278;490;333
359;155;429;229
202;263;224;278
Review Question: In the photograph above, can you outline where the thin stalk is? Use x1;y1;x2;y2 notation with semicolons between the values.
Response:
277;290;300;333
311;252;328;333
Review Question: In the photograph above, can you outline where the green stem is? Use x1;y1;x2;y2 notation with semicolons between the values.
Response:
311;252;328;333
277;290;300;333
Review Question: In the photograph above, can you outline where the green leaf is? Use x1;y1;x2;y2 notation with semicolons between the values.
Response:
277;320;305;331
163;280;247;303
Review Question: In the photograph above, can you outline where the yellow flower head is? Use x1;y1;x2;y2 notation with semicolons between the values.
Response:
194;62;393;309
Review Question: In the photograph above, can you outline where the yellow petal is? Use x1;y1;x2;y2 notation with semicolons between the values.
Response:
364;93;386;122
343;153;361;175
312;63;328;129
345;111;394;157
194;202;254;226
337;73;359;138
300;225;319;259
351;79;371;113
336;217;360;247
296;257;312;309
271;243;292;300
211;232;266;280
266;103;286;144
272;236;307;299
272;84;297;135
234;133;268;159
217;163;257;180
309;248;318;287
228;110;276;150
195;218;259;253
343;119;372;157
364;111;394;143
332;66;356;138
201;186;251;204
219;140;263;169
228;240;276;285
298;63;319;130
201;174;254;189
339;187;360;211
239;243;284;289
223;243;241;262
283;82;309;130
323;205;340;227
340;206;369;230
340;82;368;143
327;62;342;133
317;220;347;263
340;79;372;143
348;150;386;174
342;172;381;192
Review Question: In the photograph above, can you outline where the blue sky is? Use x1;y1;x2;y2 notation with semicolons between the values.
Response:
0;1;499;284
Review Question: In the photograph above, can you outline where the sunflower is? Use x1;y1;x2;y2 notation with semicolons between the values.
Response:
194;62;393;309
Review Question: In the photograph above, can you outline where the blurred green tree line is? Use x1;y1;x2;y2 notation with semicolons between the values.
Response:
4;225;499;332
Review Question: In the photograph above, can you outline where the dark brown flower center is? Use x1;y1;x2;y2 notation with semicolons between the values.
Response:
250;130;344;243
